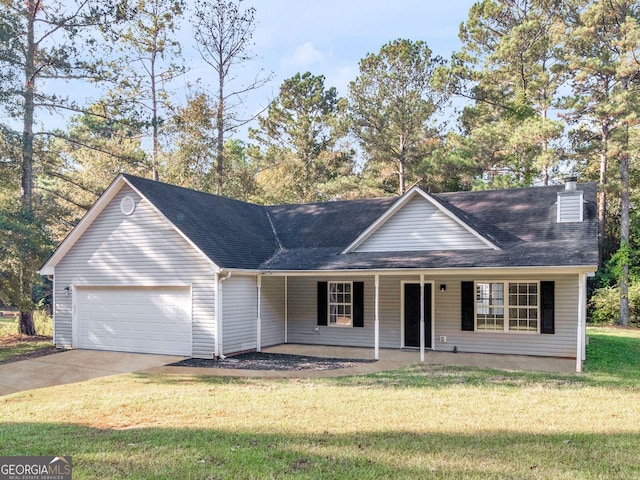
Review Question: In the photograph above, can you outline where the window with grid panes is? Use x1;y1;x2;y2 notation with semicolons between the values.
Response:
328;282;352;326
475;281;539;333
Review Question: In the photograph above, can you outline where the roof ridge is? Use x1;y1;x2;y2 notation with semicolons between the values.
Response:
121;173;261;208
265;208;284;252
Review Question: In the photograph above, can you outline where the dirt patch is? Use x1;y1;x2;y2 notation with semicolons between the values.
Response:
0;334;60;365
170;352;377;371
0;334;51;346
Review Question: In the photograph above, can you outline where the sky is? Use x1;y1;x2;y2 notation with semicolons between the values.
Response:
181;0;479;135
31;0;479;139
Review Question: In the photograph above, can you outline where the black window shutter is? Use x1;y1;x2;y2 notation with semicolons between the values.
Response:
317;282;328;326
353;282;364;328
541;281;555;334
461;281;475;331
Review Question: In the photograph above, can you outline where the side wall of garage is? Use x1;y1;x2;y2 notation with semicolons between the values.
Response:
221;275;258;355
53;185;217;358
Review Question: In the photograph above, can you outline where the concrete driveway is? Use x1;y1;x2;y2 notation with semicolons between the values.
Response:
0;350;185;397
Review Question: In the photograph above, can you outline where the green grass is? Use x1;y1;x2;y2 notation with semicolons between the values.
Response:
1;327;639;479
585;326;640;375
0;312;19;336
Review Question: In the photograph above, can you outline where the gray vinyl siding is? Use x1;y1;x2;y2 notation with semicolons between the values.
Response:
221;275;258;354
431;274;579;357
287;275;399;348
286;273;580;358
53;185;217;358
260;276;285;347
355;196;490;252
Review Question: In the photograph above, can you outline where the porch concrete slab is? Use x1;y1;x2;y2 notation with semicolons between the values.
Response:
0;350;185;397
262;344;577;373
145;345;577;379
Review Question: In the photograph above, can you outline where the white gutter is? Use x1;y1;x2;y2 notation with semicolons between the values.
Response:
248;265;598;277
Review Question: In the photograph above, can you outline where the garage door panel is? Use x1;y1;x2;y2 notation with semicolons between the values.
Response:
77;287;192;356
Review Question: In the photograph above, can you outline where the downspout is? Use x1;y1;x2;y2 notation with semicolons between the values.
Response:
256;275;262;352
216;271;231;359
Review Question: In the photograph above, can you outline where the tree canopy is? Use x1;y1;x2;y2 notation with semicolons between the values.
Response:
1;0;639;327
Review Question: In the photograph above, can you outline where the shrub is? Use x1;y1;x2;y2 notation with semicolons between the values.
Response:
33;310;53;336
590;283;640;325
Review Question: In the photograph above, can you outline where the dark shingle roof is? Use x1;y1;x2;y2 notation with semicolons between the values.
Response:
265;197;396;249
124;174;598;271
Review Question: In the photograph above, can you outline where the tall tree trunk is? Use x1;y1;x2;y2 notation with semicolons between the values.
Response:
398;133;406;195
598;120;609;265
151;35;159;181
22;0;36;203
541;108;549;186
619;147;630;327
18;309;36;336
19;1;37;336
216;65;225;194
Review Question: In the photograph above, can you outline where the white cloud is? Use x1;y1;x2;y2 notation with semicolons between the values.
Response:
281;42;326;71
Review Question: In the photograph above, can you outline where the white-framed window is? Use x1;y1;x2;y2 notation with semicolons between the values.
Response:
476;281;539;333
328;281;352;327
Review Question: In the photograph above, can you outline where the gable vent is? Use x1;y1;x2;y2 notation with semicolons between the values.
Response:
557;176;583;223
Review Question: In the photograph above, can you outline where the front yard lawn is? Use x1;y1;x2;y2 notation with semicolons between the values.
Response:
1;327;639;479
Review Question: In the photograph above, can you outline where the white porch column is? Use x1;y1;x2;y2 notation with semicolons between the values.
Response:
284;275;288;344
256;275;262;352
577;272;587;373
374;274;380;360
214;273;219;358
420;273;425;362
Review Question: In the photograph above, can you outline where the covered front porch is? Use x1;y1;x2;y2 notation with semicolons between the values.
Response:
245;270;589;372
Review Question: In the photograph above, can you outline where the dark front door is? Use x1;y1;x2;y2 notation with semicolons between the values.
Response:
404;283;432;348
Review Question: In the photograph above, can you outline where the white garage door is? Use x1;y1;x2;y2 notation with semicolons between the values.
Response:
77;287;192;356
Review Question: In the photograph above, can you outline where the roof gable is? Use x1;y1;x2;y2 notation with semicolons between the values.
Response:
39;175;222;275
343;187;500;253
40;174;280;275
